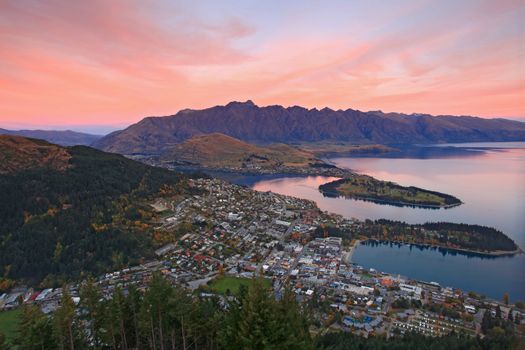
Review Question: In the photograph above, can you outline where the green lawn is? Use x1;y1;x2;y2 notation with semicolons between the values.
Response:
0;308;21;343
208;276;271;295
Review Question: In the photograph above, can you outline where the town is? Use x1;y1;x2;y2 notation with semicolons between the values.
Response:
1;178;523;340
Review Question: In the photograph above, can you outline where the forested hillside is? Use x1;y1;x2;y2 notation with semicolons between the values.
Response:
0;136;191;287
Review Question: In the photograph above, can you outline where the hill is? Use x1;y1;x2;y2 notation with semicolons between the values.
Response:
0;136;190;287
160;133;319;168
93;101;525;154
0;128;102;146
0;135;71;174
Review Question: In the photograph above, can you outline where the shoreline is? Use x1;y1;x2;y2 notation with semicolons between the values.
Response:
164;164;518;258
166;164;463;210
344;239;361;264
165;164;355;178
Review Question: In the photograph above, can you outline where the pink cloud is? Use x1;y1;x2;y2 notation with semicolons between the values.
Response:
0;0;523;128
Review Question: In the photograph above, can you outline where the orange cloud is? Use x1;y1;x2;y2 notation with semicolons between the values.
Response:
0;0;523;129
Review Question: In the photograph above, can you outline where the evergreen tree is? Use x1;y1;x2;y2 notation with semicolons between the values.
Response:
126;284;143;349
53;288;84;350
481;309;492;334
101;286;130;350
274;287;312;350
79;278;103;348
16;304;56;350
139;273;175;350
219;285;246;350
496;305;502;319
237;277;281;350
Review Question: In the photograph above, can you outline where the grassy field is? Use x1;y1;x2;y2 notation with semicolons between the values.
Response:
0;308;21;343
208;276;271;295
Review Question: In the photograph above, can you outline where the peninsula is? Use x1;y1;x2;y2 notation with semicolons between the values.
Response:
139;133;464;209
318;176;462;209
316;219;521;257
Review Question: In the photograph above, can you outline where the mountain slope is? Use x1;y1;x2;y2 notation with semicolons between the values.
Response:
161;133;318;168
93;101;525;154
0;128;102;146
0;136;188;286
0;135;71;174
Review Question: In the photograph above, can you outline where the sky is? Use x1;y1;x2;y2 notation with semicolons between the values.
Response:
0;0;524;134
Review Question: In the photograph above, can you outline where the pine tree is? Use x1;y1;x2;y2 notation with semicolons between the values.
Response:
127;284;143;349
140;273;175;350
481;309;493;334
102;286;130;350
495;305;502;319
53;288;82;350
219;285;245;350
79;277;103;348
236;278;281;350
165;282;192;350
16;304;56;350
275;287;312;350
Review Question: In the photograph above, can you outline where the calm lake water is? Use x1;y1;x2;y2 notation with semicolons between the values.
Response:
246;142;525;301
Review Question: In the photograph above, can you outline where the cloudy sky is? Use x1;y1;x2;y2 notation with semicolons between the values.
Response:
1;0;524;133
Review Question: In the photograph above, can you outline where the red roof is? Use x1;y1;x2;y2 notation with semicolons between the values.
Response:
380;278;393;287
29;291;41;301
193;254;210;262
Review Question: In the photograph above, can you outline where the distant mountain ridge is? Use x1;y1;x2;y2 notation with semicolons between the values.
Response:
93;101;525;155
0;128;102;146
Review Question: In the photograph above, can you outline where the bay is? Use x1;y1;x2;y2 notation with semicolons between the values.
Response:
246;143;525;301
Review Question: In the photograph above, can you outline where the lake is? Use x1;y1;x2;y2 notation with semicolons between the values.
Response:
247;142;525;301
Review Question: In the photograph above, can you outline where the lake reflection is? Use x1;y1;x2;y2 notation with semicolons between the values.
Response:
352;241;525;301
250;143;525;301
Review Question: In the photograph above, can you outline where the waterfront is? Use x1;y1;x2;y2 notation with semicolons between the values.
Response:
248;143;525;301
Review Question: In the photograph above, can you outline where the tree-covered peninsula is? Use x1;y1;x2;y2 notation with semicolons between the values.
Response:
316;219;520;256
319;176;462;208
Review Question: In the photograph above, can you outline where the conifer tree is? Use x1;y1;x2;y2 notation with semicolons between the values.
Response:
127;284;143;349
53;288;83;350
16;304;56;350
275;287;312;350
79;278;103;348
236;278;281;350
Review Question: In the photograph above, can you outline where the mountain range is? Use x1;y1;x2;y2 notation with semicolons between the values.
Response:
93;101;525;155
0;128;102;146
